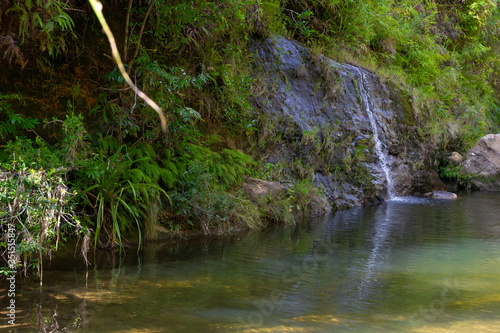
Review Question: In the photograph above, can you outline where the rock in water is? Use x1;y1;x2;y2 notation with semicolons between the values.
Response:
462;134;500;190
428;191;457;199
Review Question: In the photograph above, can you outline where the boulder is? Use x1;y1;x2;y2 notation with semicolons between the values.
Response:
447;152;464;166
462;134;500;190
244;178;285;198
412;170;447;194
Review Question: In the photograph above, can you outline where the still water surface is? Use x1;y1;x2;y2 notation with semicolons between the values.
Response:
2;192;500;332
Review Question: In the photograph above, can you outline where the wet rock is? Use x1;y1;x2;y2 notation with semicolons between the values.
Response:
389;142;405;155
314;173;370;210
462;134;500;190
412;170;447;194
250;35;442;206
244;178;285;198
426;171;447;191
447;152;464;166
392;163;446;195
424;191;457;199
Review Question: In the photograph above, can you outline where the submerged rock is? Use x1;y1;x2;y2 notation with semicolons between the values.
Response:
462;134;500;190
425;191;457;199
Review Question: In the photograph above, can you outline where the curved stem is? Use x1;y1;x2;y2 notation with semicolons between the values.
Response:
88;0;167;133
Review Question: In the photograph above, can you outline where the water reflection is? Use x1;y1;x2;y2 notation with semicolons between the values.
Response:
357;202;399;300
1;192;500;332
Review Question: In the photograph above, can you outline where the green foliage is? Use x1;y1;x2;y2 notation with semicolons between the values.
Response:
78;137;169;250
169;162;260;234
285;178;327;215
94;0;267;143
61;112;88;166
439;164;472;187
285;10;320;44
132;57;210;132
254;173;328;224
5;136;63;170
4;112;88;171
0;147;87;276
0;94;39;139
81;141;139;249
164;141;258;233
150;0;266;57
0;114;91;268
273;121;373;188
6;0;75;57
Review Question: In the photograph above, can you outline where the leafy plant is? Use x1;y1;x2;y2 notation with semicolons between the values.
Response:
0;149;87;277
440;164;472;187
80;139;167;250
0;94;39;139
7;0;75;57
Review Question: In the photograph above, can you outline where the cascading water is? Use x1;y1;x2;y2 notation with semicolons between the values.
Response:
350;67;396;199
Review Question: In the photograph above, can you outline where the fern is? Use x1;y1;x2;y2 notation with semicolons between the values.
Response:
0;93;40;138
159;168;176;188
7;0;75;57
163;160;179;175
128;168;147;183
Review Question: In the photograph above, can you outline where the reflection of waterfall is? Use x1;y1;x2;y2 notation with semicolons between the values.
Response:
349;66;395;199
357;202;396;299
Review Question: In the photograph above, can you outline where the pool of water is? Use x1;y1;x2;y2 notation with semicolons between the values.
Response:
1;192;500;332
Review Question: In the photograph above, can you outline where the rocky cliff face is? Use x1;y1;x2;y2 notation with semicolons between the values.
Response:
249;36;445;209
462;134;500;190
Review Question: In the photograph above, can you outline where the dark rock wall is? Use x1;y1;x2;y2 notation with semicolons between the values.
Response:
250;36;444;208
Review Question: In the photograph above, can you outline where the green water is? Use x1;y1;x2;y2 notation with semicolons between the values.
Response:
2;192;500;332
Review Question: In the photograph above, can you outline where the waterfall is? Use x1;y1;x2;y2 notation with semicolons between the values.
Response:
351;67;396;199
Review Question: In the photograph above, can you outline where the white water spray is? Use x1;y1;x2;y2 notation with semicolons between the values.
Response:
351;67;396;199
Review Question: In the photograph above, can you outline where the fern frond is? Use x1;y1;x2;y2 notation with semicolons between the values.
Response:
128;168;146;183
164;160;179;174
160;168;176;188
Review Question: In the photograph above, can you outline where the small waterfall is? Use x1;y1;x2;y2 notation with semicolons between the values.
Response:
351;67;396;199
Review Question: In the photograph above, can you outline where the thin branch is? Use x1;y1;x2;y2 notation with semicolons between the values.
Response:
131;72;137;114
123;0;134;61
88;0;167;133
130;0;155;64
43;119;64;128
